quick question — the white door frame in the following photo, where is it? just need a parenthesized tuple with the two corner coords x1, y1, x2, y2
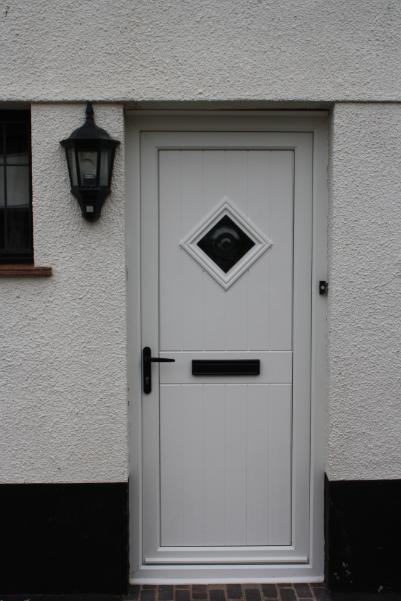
(126, 111, 328, 584)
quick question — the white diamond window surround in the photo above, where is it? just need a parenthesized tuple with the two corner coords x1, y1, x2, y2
(179, 197, 273, 290)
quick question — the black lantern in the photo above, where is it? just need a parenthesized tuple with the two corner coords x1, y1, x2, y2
(60, 102, 120, 221)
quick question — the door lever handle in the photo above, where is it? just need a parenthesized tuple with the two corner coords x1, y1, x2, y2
(143, 346, 175, 394)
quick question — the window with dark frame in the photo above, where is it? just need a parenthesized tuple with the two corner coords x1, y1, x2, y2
(0, 110, 33, 264)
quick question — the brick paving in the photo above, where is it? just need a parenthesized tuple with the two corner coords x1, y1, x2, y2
(125, 583, 331, 601)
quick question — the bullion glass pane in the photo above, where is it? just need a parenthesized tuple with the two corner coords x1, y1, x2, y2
(197, 214, 255, 273)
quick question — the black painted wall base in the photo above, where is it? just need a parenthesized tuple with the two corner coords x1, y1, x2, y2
(325, 475, 401, 593)
(0, 482, 128, 594)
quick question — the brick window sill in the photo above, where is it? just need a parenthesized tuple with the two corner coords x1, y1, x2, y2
(0, 265, 52, 277)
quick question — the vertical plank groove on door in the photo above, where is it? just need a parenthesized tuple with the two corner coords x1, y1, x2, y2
(203, 384, 226, 545)
(267, 152, 272, 354)
(268, 151, 294, 351)
(181, 151, 205, 350)
(223, 151, 249, 350)
(224, 385, 247, 545)
(245, 385, 269, 545)
(159, 151, 182, 351)
(203, 150, 230, 351)
(246, 151, 271, 351)
(267, 385, 292, 545)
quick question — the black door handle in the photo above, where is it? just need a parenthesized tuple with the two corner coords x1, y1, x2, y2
(143, 346, 175, 394)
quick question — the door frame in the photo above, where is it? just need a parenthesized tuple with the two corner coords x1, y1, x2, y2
(126, 111, 328, 584)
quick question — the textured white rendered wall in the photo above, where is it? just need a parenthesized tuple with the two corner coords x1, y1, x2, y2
(0, 104, 128, 482)
(0, 1, 401, 103)
(328, 103, 401, 480)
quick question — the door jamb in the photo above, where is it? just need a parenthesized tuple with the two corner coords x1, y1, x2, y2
(125, 111, 328, 583)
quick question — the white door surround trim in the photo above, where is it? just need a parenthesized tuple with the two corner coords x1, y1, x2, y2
(126, 111, 328, 584)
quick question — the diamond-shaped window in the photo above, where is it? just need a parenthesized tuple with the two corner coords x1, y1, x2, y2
(197, 214, 255, 273)
(180, 197, 272, 290)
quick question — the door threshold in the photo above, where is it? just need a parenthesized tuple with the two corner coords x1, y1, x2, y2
(131, 564, 324, 584)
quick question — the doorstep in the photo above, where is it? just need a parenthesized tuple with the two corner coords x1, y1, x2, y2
(126, 584, 401, 601)
(126, 583, 328, 601)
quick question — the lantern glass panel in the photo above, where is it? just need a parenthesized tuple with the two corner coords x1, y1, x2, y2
(67, 147, 78, 187)
(78, 150, 98, 187)
(100, 148, 111, 187)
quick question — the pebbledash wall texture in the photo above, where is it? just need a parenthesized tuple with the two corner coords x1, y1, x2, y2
(328, 104, 401, 482)
(2, 104, 127, 484)
(0, 0, 400, 102)
(0, 0, 401, 596)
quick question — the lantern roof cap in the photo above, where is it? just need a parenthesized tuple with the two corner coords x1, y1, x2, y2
(61, 102, 120, 146)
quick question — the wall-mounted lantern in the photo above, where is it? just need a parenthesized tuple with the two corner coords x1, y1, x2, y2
(60, 102, 120, 221)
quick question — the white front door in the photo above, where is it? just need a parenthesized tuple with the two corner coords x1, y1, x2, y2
(139, 130, 313, 574)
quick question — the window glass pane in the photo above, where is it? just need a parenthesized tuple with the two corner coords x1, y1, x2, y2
(6, 166, 30, 206)
(7, 207, 30, 250)
(0, 209, 4, 249)
(78, 150, 97, 187)
(100, 149, 110, 186)
(5, 122, 29, 164)
(0, 166, 4, 206)
(0, 113, 32, 262)
(0, 124, 4, 164)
